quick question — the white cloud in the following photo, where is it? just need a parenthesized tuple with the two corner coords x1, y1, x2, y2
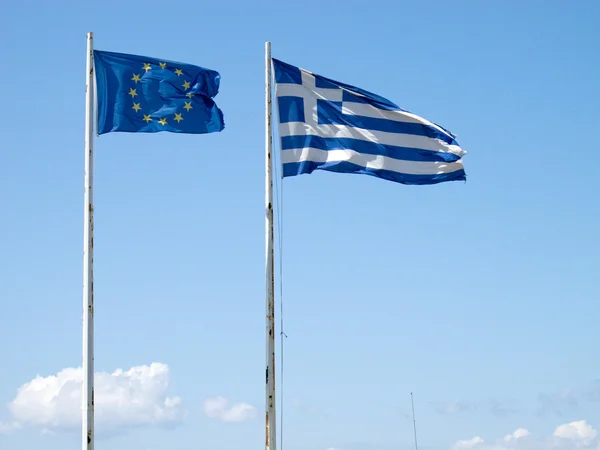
(202, 396, 256, 423)
(452, 436, 484, 449)
(4, 362, 183, 435)
(504, 428, 531, 441)
(451, 421, 599, 450)
(554, 420, 597, 444)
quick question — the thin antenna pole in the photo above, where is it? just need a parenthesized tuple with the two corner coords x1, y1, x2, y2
(82, 31, 95, 450)
(411, 393, 418, 450)
(265, 40, 277, 450)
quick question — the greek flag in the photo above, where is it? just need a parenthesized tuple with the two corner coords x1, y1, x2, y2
(272, 58, 466, 185)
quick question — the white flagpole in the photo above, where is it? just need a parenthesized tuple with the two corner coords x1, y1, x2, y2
(82, 31, 95, 450)
(265, 40, 277, 450)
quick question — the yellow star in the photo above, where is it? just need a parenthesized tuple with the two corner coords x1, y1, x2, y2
(174, 113, 184, 123)
(183, 101, 193, 112)
(128, 88, 137, 98)
(143, 114, 152, 123)
(159, 62, 167, 69)
(174, 68, 183, 76)
(132, 102, 142, 112)
(143, 63, 152, 72)
(159, 118, 167, 126)
(186, 93, 194, 98)
(131, 73, 141, 83)
(182, 80, 191, 90)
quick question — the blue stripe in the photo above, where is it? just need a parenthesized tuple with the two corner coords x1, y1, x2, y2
(283, 161, 466, 186)
(317, 100, 458, 146)
(314, 75, 339, 89)
(340, 89, 405, 112)
(281, 135, 460, 163)
(313, 73, 400, 111)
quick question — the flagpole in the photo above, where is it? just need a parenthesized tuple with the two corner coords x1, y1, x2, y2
(265, 40, 277, 450)
(82, 31, 95, 450)
(411, 393, 419, 450)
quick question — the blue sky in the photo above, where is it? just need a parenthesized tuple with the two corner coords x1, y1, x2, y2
(1, 0, 599, 450)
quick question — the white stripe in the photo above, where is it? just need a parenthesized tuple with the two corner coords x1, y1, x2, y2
(276, 83, 342, 102)
(341, 102, 455, 139)
(342, 102, 423, 123)
(281, 147, 464, 175)
(278, 121, 465, 157)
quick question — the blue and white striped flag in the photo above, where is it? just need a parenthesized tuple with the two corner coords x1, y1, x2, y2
(272, 58, 467, 185)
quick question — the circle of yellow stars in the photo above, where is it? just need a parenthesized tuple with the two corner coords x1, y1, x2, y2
(127, 61, 196, 127)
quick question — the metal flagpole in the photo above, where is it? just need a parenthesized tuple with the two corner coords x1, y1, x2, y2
(265, 40, 277, 450)
(411, 393, 419, 450)
(82, 31, 95, 450)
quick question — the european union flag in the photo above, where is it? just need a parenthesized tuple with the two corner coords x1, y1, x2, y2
(93, 50, 224, 135)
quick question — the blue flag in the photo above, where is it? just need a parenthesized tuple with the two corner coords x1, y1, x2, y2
(94, 50, 224, 135)
(272, 58, 466, 185)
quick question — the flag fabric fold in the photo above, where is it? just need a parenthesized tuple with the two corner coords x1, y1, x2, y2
(94, 50, 224, 135)
(272, 58, 466, 185)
